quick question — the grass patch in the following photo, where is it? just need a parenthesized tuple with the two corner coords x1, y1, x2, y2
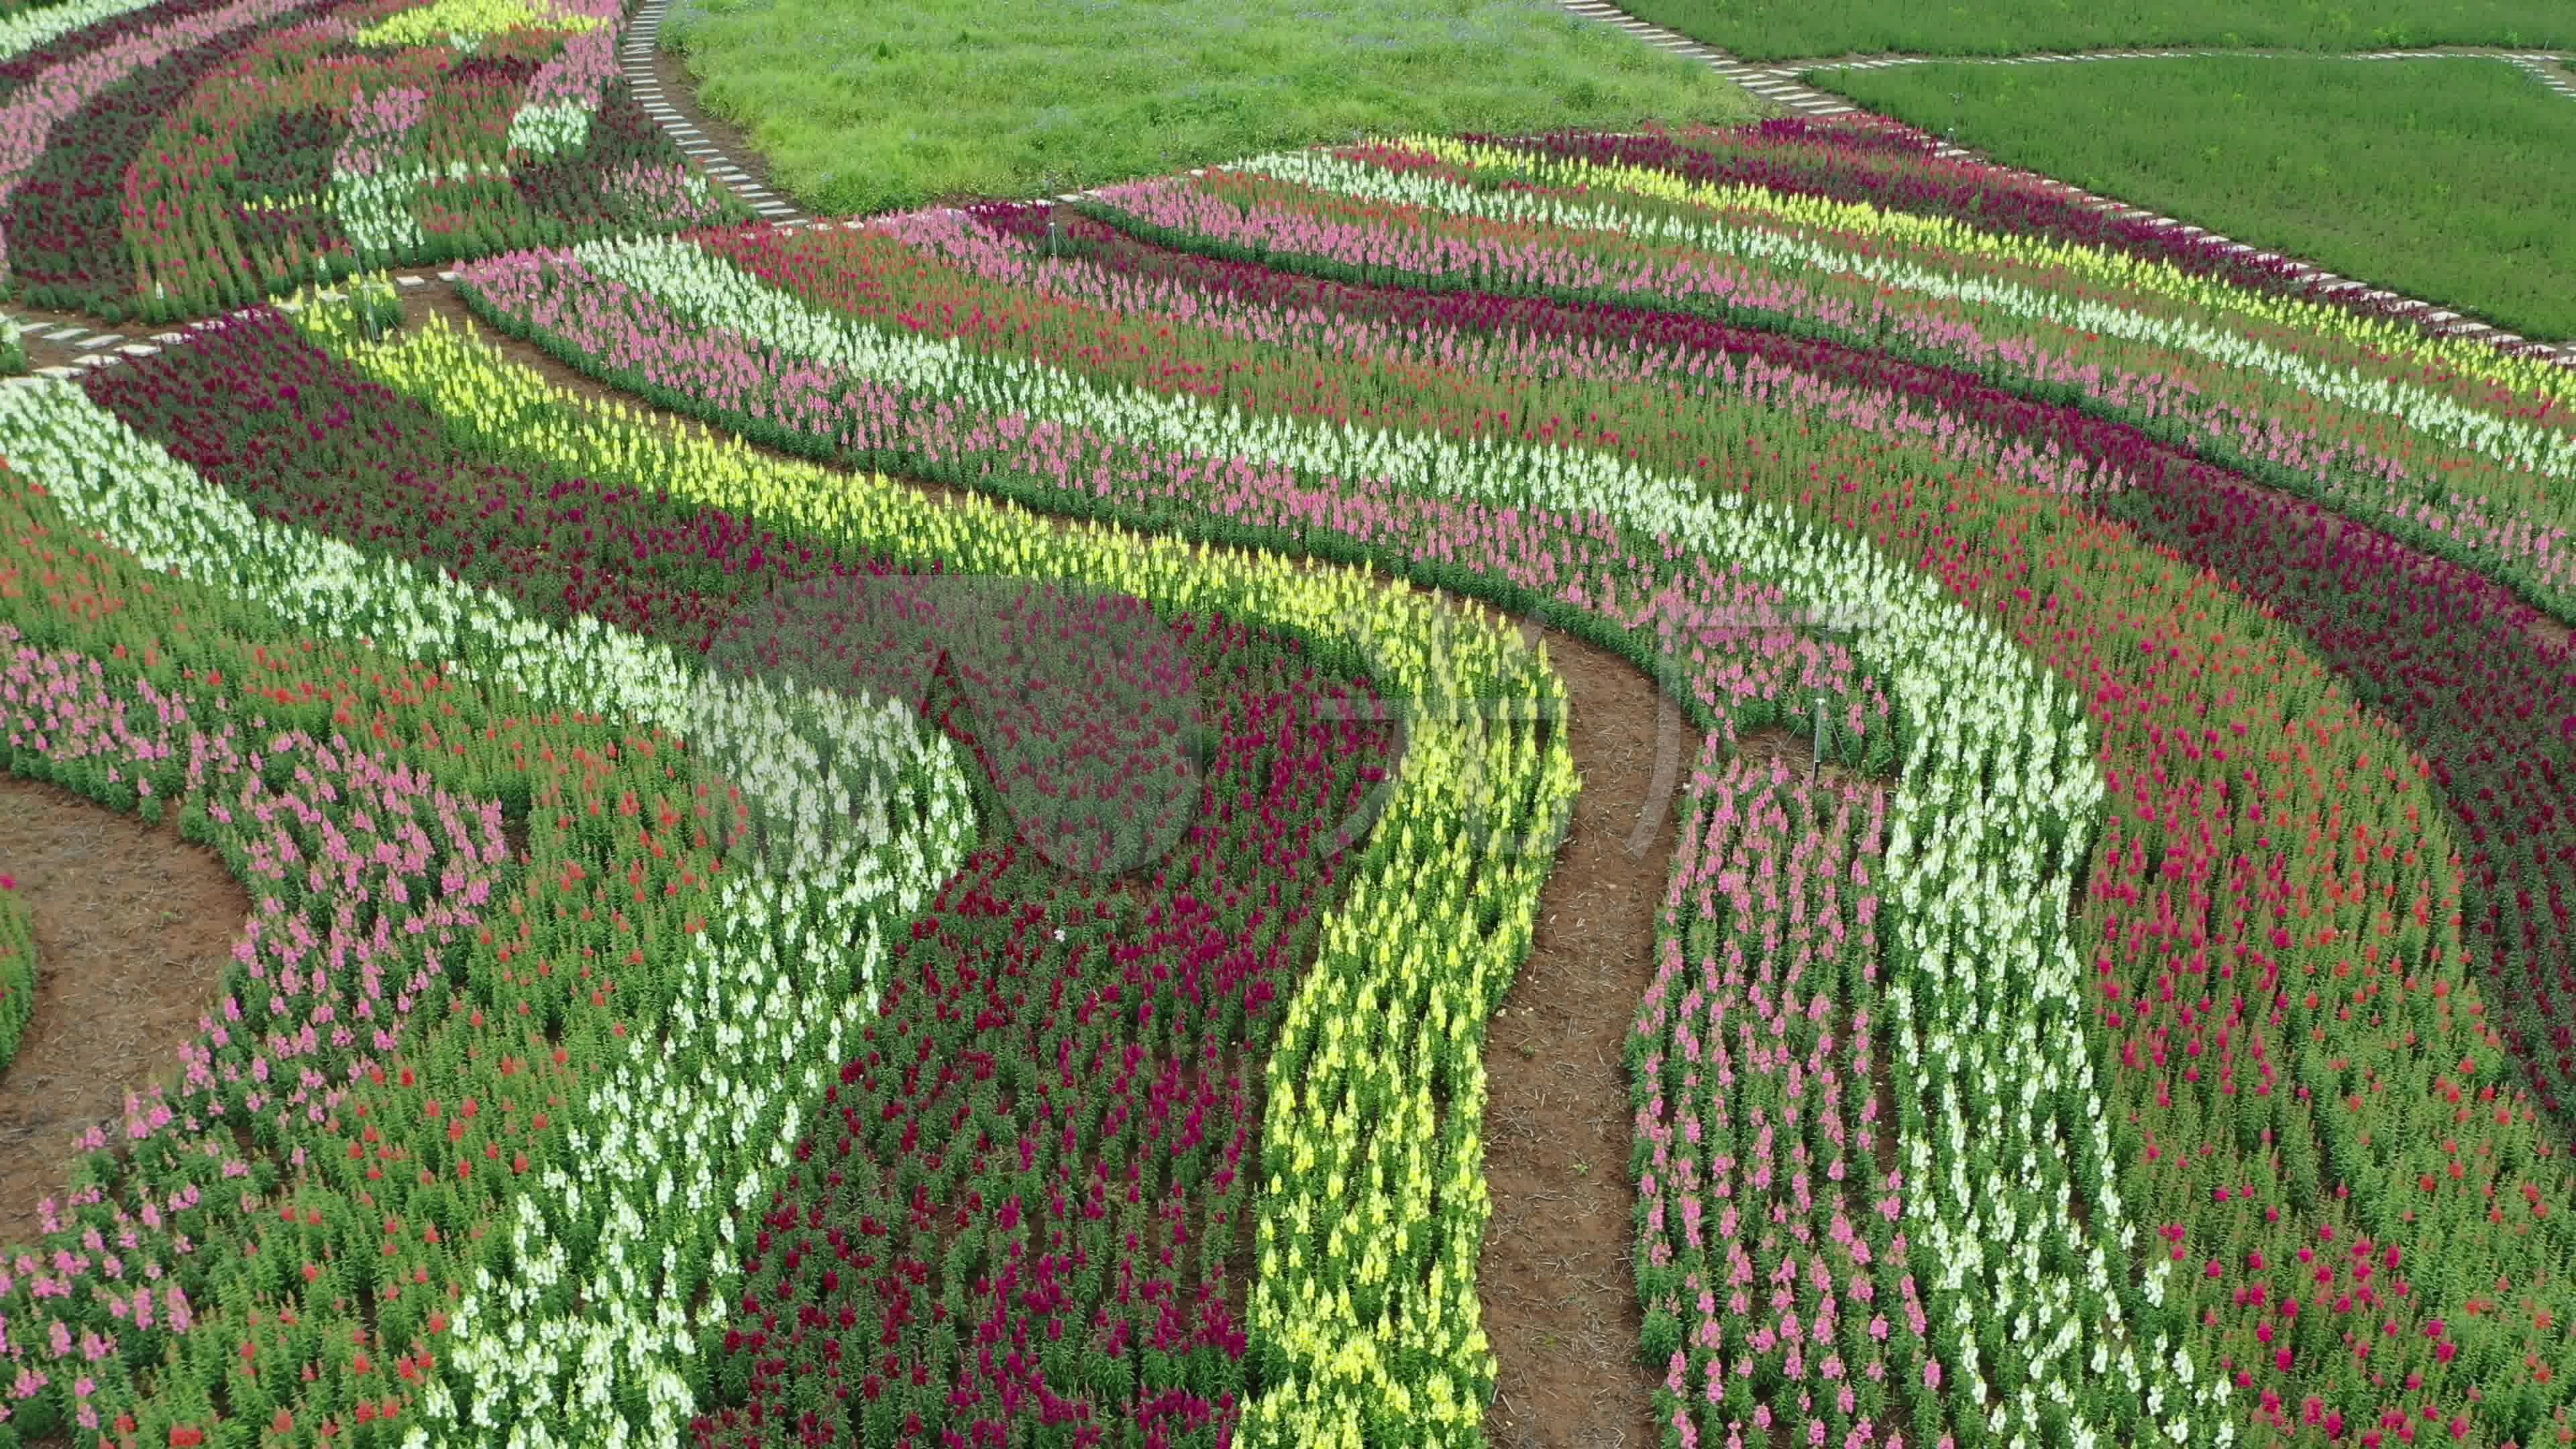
(1616, 0, 2576, 60)
(661, 0, 1756, 217)
(1817, 55, 2576, 340)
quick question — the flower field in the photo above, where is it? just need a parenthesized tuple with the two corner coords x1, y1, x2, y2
(0, 0, 741, 322)
(1, 9, 2575, 1442)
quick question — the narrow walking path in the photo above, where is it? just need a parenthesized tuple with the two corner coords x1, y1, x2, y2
(618, 0, 804, 221)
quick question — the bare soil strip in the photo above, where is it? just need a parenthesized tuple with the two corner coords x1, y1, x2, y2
(0, 777, 250, 1247)
(1480, 634, 1675, 1449)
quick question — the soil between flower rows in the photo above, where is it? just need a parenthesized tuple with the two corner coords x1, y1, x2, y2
(1483, 632, 1672, 1449)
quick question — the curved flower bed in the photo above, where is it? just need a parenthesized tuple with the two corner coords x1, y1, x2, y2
(431, 223, 2215, 1448)
(1111, 139, 2576, 616)
(70, 309, 1409, 1444)
(0, 378, 976, 1441)
(0, 63, 2567, 1448)
(0, 286, 1588, 1445)
(257, 303, 1585, 1447)
(1025, 154, 2576, 1442)
(0, 0, 740, 319)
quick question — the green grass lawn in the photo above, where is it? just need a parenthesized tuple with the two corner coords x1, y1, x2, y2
(661, 0, 1757, 218)
(1815, 55, 2576, 340)
(1616, 0, 2576, 61)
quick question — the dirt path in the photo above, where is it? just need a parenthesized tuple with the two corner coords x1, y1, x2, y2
(0, 777, 250, 1247)
(1479, 635, 1674, 1449)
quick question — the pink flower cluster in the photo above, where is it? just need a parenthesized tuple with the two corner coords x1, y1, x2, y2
(0, 625, 505, 1399)
(1635, 752, 1925, 1449)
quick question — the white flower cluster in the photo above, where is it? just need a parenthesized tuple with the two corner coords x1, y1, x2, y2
(331, 89, 435, 259)
(0, 0, 167, 62)
(503, 99, 591, 160)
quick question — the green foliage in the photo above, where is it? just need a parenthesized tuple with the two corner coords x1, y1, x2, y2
(0, 873, 30, 1075)
(1617, 0, 2576, 61)
(1819, 55, 2576, 341)
(659, 0, 1754, 215)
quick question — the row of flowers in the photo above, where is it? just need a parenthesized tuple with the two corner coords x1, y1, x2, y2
(1091, 136, 2576, 620)
(1630, 754, 1904, 1449)
(1, 0, 739, 321)
(1481, 121, 2576, 385)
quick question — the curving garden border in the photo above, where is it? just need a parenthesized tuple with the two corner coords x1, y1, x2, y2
(1550, 0, 2576, 369)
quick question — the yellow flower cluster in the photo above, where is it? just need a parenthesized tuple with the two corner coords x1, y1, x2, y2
(237, 190, 324, 215)
(299, 301, 1578, 1443)
(352, 0, 602, 48)
(1412, 134, 2573, 406)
